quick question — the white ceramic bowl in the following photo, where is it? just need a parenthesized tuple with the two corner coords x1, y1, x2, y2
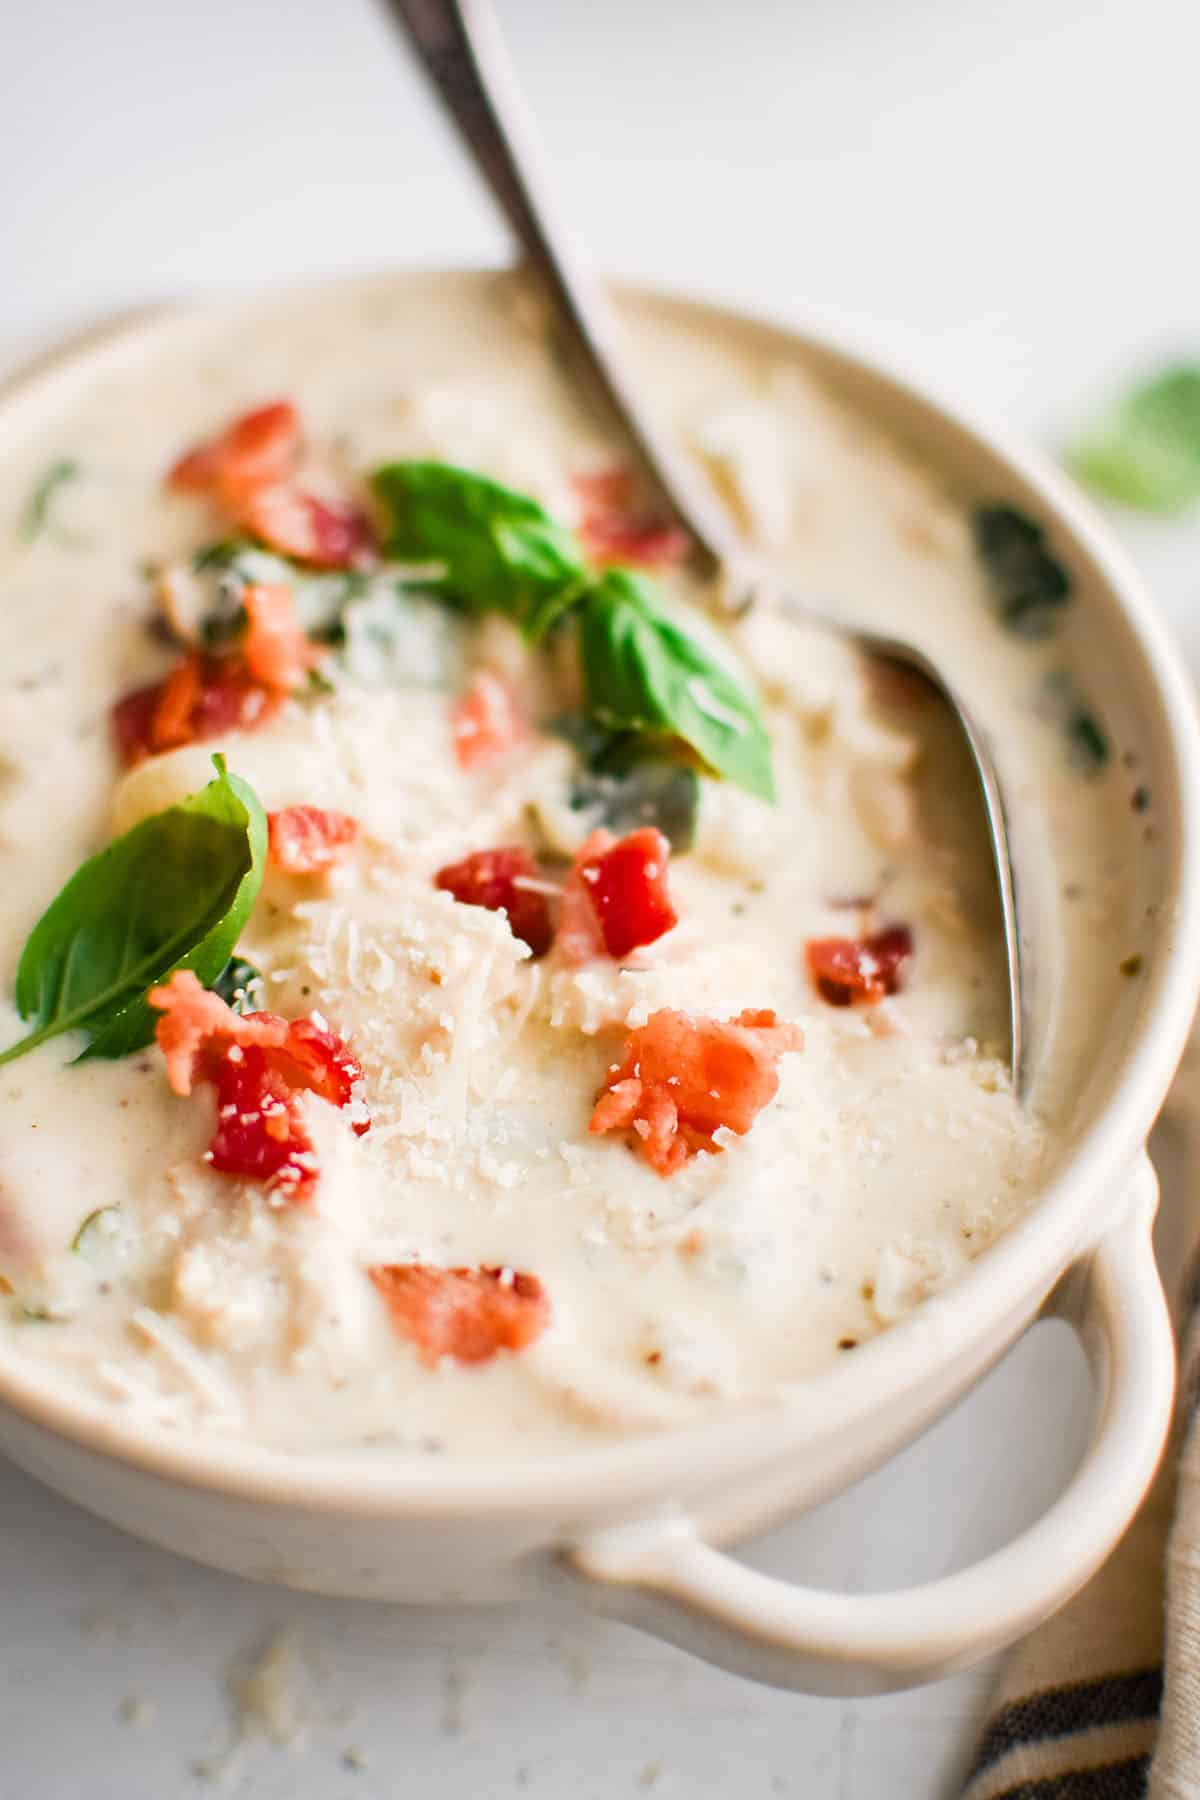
(1, 274, 1198, 1697)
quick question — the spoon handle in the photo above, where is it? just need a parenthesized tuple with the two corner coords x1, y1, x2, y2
(380, 0, 743, 577)
(383, 1, 1024, 1087)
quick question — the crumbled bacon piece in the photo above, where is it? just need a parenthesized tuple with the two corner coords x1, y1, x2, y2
(148, 656, 203, 748)
(113, 574, 318, 771)
(590, 1007, 803, 1176)
(147, 971, 287, 1097)
(805, 925, 914, 1007)
(368, 1264, 550, 1364)
(434, 846, 554, 956)
(149, 970, 369, 1199)
(583, 515, 691, 569)
(167, 439, 224, 497)
(555, 828, 612, 963)
(207, 1046, 318, 1193)
(265, 1016, 369, 1125)
(571, 466, 690, 569)
(450, 669, 526, 770)
(113, 584, 317, 766)
(167, 400, 301, 499)
(557, 828, 678, 963)
(235, 485, 376, 571)
(111, 654, 280, 767)
(268, 805, 359, 875)
(112, 678, 168, 766)
(574, 826, 677, 959)
(242, 582, 320, 692)
(167, 398, 375, 569)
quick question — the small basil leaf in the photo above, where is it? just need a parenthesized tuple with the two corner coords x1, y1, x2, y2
(0, 756, 267, 1067)
(548, 711, 630, 768)
(577, 570, 775, 803)
(1037, 670, 1110, 776)
(20, 459, 82, 545)
(71, 1205, 124, 1266)
(572, 745, 701, 852)
(370, 461, 588, 640)
(191, 537, 256, 575)
(971, 505, 1071, 638)
(212, 956, 265, 1015)
(1068, 365, 1200, 514)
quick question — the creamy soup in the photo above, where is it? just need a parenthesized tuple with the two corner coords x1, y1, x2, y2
(0, 274, 1142, 1454)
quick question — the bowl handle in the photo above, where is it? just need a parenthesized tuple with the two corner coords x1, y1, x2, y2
(569, 1153, 1174, 1694)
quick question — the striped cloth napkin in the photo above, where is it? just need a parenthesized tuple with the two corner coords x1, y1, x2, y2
(960, 1050, 1200, 1800)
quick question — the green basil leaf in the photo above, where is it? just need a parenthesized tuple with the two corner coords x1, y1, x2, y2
(0, 756, 267, 1067)
(971, 505, 1071, 639)
(212, 956, 265, 1016)
(1037, 669, 1110, 776)
(577, 570, 775, 803)
(370, 461, 588, 639)
(369, 462, 775, 802)
(548, 715, 701, 852)
(71, 1205, 124, 1266)
(1068, 365, 1200, 514)
(20, 459, 82, 546)
(571, 745, 701, 852)
(547, 710, 626, 768)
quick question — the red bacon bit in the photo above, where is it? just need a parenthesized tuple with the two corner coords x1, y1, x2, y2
(112, 584, 316, 766)
(235, 485, 376, 571)
(434, 846, 554, 956)
(805, 925, 914, 1007)
(368, 1263, 550, 1365)
(149, 970, 369, 1199)
(147, 971, 287, 1097)
(556, 827, 611, 964)
(167, 439, 224, 496)
(149, 655, 203, 748)
(575, 826, 677, 959)
(168, 400, 301, 499)
(590, 1007, 803, 1176)
(268, 806, 359, 875)
(266, 1016, 370, 1127)
(167, 398, 375, 570)
(450, 669, 526, 771)
(206, 1045, 318, 1193)
(557, 828, 678, 964)
(242, 582, 320, 692)
(111, 681, 165, 767)
(572, 466, 690, 569)
(111, 654, 280, 767)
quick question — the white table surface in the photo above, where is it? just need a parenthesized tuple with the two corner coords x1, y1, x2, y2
(3, 1, 1199, 1793)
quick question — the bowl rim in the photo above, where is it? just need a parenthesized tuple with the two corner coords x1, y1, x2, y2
(1, 264, 1198, 1517)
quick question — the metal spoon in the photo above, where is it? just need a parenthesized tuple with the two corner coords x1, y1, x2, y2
(382, 0, 1025, 1088)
